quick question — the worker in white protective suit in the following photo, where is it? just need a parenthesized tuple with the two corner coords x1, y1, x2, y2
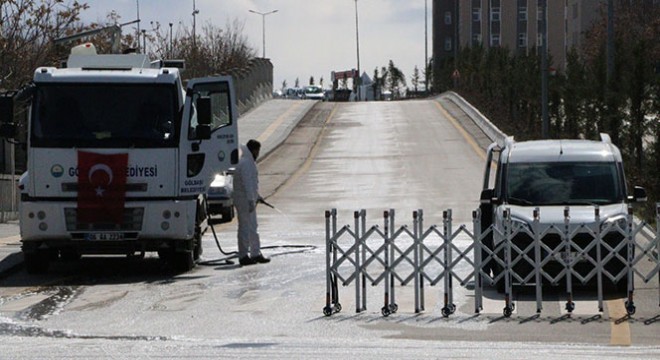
(232, 139, 270, 266)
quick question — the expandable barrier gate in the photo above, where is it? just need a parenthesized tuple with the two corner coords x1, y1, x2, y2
(323, 205, 660, 318)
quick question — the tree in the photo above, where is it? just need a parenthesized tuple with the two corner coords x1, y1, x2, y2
(411, 66, 421, 93)
(387, 60, 406, 98)
(309, 76, 315, 86)
(281, 79, 287, 91)
(295, 77, 300, 88)
(0, 0, 90, 90)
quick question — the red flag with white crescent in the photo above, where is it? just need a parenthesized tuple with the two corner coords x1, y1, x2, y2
(77, 151, 128, 224)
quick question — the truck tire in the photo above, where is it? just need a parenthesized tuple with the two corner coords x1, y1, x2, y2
(172, 250, 194, 273)
(24, 250, 50, 274)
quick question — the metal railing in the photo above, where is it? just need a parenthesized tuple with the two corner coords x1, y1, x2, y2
(323, 205, 660, 318)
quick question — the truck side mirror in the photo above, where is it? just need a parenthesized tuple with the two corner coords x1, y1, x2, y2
(480, 189, 495, 204)
(0, 95, 16, 139)
(194, 96, 212, 140)
(629, 186, 647, 203)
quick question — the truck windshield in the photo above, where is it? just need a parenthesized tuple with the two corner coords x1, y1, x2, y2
(506, 162, 623, 206)
(31, 83, 179, 148)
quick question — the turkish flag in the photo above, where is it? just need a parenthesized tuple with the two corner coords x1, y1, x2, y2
(77, 151, 128, 224)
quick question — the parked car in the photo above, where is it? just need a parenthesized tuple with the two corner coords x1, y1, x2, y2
(302, 85, 325, 101)
(207, 170, 234, 223)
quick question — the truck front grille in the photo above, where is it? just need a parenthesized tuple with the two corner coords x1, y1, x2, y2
(64, 207, 144, 231)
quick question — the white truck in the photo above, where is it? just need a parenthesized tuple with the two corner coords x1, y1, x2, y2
(0, 44, 239, 273)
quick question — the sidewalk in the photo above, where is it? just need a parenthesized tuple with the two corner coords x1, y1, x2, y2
(0, 99, 315, 276)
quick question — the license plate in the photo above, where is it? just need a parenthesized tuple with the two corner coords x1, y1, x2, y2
(84, 232, 124, 241)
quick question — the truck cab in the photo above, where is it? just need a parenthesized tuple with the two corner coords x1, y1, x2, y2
(0, 45, 239, 273)
(479, 134, 646, 289)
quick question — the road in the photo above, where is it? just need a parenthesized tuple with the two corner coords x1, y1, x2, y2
(0, 99, 658, 359)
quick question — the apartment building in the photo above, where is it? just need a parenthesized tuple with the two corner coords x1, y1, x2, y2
(433, 0, 605, 74)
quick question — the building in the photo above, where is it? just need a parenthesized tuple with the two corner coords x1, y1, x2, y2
(433, 0, 606, 80)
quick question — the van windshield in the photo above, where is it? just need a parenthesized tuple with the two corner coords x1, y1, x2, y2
(505, 162, 623, 206)
(31, 83, 179, 148)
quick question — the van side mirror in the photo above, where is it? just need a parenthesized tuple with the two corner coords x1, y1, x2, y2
(480, 189, 495, 204)
(195, 96, 212, 140)
(628, 186, 647, 203)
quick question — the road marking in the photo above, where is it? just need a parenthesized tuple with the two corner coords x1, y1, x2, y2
(433, 101, 486, 161)
(607, 299, 632, 346)
(256, 102, 303, 144)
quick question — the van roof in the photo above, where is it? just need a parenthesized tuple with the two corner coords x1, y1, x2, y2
(505, 139, 622, 163)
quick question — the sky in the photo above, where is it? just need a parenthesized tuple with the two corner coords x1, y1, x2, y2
(77, 0, 431, 90)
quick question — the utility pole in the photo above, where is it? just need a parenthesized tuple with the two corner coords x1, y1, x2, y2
(606, 0, 615, 85)
(425, 0, 428, 93)
(136, 0, 141, 52)
(354, 0, 361, 101)
(541, 0, 549, 139)
(169, 22, 173, 58)
(192, 0, 200, 51)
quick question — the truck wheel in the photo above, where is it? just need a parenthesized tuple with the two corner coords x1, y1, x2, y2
(24, 251, 50, 274)
(172, 250, 194, 273)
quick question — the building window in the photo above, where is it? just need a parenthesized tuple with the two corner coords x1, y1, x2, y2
(445, 11, 452, 25)
(472, 7, 481, 22)
(445, 37, 453, 51)
(537, 1, 546, 23)
(537, 33, 543, 47)
(518, 33, 528, 47)
(572, 3, 578, 19)
(518, 6, 528, 21)
(491, 34, 501, 47)
(472, 33, 482, 45)
(491, 7, 501, 22)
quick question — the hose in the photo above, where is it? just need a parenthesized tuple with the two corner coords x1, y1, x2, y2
(197, 196, 317, 267)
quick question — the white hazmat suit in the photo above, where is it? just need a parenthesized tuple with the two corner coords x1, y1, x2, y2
(232, 144, 263, 260)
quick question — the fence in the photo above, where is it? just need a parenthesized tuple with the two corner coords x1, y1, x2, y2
(323, 206, 660, 318)
(0, 174, 19, 222)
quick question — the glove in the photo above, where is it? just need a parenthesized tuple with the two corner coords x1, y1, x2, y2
(248, 200, 255, 213)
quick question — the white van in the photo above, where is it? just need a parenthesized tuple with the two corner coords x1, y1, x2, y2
(479, 134, 647, 290)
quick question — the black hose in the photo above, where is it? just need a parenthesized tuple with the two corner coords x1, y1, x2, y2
(198, 197, 316, 267)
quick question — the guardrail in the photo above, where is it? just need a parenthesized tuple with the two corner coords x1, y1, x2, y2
(440, 91, 508, 147)
(323, 206, 660, 318)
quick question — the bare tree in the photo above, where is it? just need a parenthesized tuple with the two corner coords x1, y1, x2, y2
(0, 0, 89, 89)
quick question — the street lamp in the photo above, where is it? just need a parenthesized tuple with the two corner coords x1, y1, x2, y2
(249, 9, 278, 58)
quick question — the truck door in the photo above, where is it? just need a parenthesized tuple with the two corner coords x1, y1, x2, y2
(179, 77, 239, 197)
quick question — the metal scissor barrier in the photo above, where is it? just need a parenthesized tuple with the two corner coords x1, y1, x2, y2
(323, 205, 660, 318)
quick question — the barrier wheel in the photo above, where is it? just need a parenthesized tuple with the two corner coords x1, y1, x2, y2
(381, 306, 391, 317)
(450, 304, 457, 314)
(389, 303, 398, 313)
(323, 306, 333, 317)
(565, 302, 575, 313)
(441, 307, 451, 318)
(503, 306, 513, 318)
(334, 303, 342, 313)
(625, 301, 636, 316)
